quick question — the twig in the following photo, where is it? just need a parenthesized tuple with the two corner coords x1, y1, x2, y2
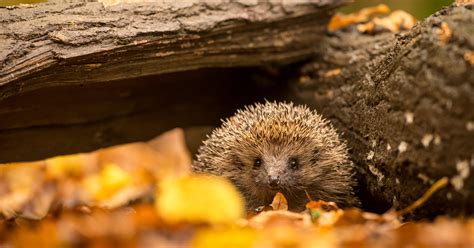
(396, 177, 449, 216)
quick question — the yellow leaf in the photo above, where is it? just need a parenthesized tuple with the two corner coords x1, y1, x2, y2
(155, 175, 244, 224)
(100, 163, 131, 192)
(46, 154, 88, 178)
(82, 163, 131, 201)
(193, 227, 256, 248)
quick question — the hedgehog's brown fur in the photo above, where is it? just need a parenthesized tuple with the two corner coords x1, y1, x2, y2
(193, 102, 359, 211)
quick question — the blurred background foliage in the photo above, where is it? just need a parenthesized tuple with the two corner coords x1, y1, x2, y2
(341, 0, 452, 19)
(1, 0, 453, 20)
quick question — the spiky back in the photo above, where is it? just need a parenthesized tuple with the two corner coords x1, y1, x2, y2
(194, 102, 345, 172)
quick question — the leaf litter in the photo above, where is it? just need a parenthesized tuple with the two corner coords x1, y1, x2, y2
(0, 128, 473, 247)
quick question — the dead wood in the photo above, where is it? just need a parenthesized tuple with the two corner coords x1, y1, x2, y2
(0, 0, 345, 162)
(290, 4, 474, 218)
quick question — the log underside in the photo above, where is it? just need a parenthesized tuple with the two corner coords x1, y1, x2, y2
(0, 1, 473, 218)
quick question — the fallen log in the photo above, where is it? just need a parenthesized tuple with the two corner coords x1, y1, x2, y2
(291, 3, 474, 218)
(0, 0, 345, 162)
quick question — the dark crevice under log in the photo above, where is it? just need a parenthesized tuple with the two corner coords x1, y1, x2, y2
(290, 4, 474, 218)
(0, 67, 293, 162)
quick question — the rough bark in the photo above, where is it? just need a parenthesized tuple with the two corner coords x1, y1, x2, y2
(0, 0, 345, 162)
(0, 0, 345, 98)
(291, 4, 474, 218)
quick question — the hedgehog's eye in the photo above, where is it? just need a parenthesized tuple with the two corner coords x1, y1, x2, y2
(253, 158, 262, 169)
(289, 157, 299, 170)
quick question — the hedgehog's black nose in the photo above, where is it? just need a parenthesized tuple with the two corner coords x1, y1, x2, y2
(268, 176, 280, 189)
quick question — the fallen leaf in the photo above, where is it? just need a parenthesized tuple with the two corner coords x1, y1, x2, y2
(248, 210, 312, 229)
(323, 68, 342, 77)
(464, 51, 474, 65)
(46, 154, 94, 178)
(82, 163, 132, 202)
(0, 128, 192, 218)
(328, 4, 390, 32)
(271, 192, 288, 211)
(193, 227, 257, 248)
(435, 22, 452, 44)
(306, 200, 343, 226)
(147, 128, 192, 180)
(155, 175, 244, 224)
(357, 10, 416, 33)
(8, 219, 61, 247)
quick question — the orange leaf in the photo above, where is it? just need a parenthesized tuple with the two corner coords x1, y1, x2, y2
(328, 4, 390, 32)
(271, 192, 288, 211)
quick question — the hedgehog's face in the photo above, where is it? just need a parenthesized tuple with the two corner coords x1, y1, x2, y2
(249, 141, 320, 189)
(251, 152, 302, 191)
(232, 136, 326, 207)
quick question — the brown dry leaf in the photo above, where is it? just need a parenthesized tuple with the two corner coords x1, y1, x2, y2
(256, 225, 336, 248)
(357, 10, 416, 33)
(323, 68, 342, 78)
(20, 183, 56, 220)
(8, 219, 61, 247)
(328, 4, 390, 32)
(155, 175, 244, 225)
(395, 217, 474, 247)
(435, 22, 452, 44)
(270, 192, 288, 211)
(147, 128, 192, 180)
(132, 203, 161, 228)
(59, 207, 138, 241)
(0, 162, 48, 219)
(248, 210, 312, 229)
(298, 75, 311, 85)
(464, 51, 474, 65)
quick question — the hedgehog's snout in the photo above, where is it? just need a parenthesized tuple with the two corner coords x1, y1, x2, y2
(265, 156, 285, 190)
(267, 175, 280, 189)
(266, 161, 284, 189)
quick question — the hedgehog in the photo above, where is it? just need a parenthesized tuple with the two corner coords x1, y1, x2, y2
(193, 102, 359, 211)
